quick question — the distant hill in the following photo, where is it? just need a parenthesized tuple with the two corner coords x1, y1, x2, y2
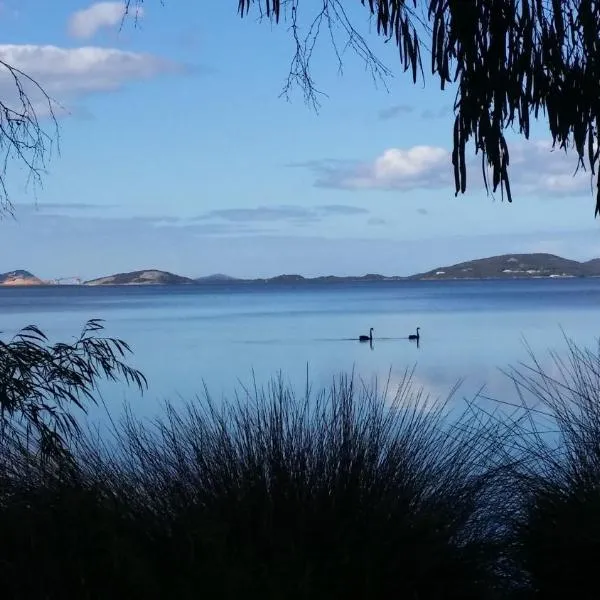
(582, 258, 600, 274)
(84, 270, 194, 286)
(265, 274, 307, 283)
(195, 274, 239, 283)
(0, 270, 44, 286)
(410, 253, 598, 280)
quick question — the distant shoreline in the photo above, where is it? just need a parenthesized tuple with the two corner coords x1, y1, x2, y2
(3, 253, 600, 287)
(0, 275, 595, 289)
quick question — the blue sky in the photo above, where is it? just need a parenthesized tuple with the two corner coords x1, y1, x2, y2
(1, 0, 599, 279)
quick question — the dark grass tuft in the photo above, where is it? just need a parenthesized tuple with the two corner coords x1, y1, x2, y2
(0, 370, 514, 599)
(500, 336, 600, 598)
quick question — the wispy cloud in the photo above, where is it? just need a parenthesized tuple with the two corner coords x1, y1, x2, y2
(13, 203, 370, 239)
(195, 204, 369, 224)
(12, 210, 177, 229)
(318, 204, 369, 216)
(421, 105, 452, 119)
(196, 206, 314, 223)
(377, 104, 414, 120)
(299, 140, 596, 197)
(68, 2, 142, 40)
(0, 44, 181, 119)
(184, 223, 270, 236)
(15, 202, 117, 212)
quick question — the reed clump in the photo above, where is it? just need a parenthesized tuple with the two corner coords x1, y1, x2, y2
(500, 338, 600, 598)
(0, 370, 515, 599)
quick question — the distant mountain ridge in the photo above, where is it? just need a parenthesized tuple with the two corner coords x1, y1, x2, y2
(82, 272, 403, 285)
(5, 253, 600, 286)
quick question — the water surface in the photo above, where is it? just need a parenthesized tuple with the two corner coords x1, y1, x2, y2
(1, 279, 597, 421)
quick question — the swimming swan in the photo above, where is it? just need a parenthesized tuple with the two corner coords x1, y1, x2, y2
(359, 328, 374, 342)
(408, 327, 420, 341)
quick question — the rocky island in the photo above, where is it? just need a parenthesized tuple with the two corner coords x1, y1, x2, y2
(0, 270, 44, 286)
(84, 270, 194, 286)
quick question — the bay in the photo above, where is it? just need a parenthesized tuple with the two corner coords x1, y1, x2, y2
(1, 279, 598, 422)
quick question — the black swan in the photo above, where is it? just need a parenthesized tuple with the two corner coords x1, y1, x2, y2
(408, 327, 420, 341)
(359, 328, 373, 342)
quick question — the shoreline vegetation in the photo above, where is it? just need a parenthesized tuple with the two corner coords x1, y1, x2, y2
(1, 319, 599, 597)
(4, 252, 600, 287)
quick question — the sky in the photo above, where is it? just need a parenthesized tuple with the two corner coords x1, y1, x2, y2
(1, 0, 599, 279)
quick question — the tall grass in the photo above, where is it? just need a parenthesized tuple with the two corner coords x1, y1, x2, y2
(500, 337, 600, 598)
(0, 370, 515, 599)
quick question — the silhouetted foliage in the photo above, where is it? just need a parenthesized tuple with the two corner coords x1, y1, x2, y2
(496, 336, 600, 597)
(0, 373, 516, 599)
(231, 1, 600, 214)
(0, 319, 146, 459)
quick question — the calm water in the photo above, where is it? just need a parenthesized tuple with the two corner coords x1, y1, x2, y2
(1, 279, 599, 421)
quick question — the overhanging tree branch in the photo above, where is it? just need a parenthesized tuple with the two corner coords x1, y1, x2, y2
(0, 60, 58, 216)
(233, 1, 600, 215)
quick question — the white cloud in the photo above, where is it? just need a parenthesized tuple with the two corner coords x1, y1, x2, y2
(303, 139, 596, 198)
(68, 2, 141, 40)
(305, 145, 451, 191)
(372, 146, 449, 185)
(0, 44, 177, 111)
(504, 140, 594, 196)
